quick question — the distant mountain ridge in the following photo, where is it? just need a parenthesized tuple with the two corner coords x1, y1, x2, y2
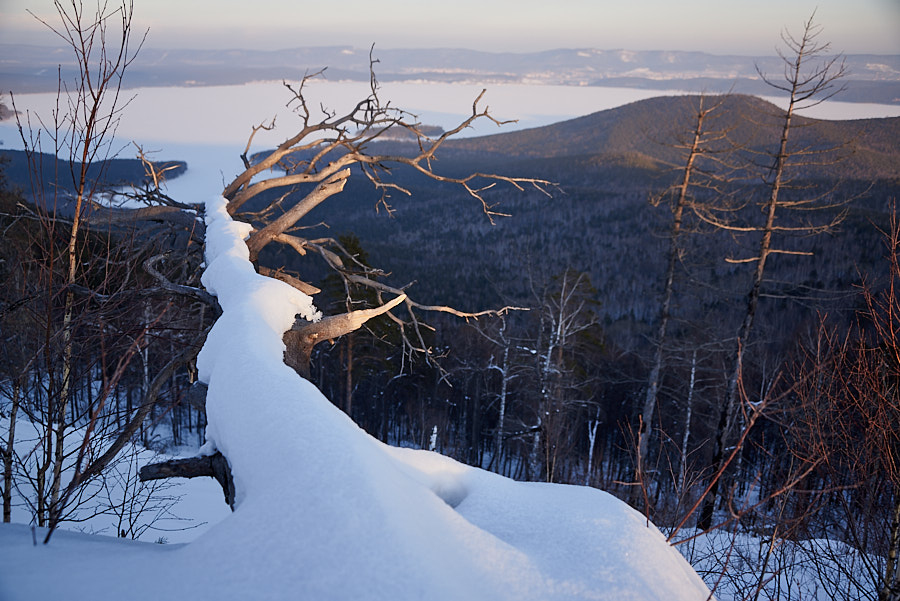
(3, 44, 898, 104)
(442, 94, 900, 181)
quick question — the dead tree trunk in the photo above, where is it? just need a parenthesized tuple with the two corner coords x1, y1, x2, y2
(637, 94, 730, 495)
(698, 15, 847, 530)
(140, 452, 235, 508)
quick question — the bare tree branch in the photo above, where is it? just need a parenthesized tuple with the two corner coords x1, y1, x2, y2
(284, 294, 407, 378)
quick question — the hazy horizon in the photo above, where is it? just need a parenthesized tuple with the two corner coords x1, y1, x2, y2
(3, 0, 898, 56)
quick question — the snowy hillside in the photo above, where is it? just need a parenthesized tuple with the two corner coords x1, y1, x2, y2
(0, 195, 710, 600)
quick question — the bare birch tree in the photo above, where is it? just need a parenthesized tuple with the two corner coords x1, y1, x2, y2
(8, 0, 158, 537)
(526, 269, 600, 482)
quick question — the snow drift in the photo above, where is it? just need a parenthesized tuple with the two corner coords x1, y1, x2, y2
(0, 196, 710, 600)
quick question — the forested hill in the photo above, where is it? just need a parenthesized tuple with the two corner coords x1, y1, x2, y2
(444, 94, 900, 181)
(273, 93, 900, 349)
(0, 149, 186, 202)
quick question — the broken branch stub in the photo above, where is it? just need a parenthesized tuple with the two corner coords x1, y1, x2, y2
(284, 294, 407, 378)
(140, 452, 235, 509)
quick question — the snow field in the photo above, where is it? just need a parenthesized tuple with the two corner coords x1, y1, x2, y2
(0, 196, 712, 600)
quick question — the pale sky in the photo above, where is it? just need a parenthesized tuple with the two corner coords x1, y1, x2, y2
(1, 0, 898, 55)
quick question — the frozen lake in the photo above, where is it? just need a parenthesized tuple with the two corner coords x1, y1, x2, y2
(2, 80, 899, 203)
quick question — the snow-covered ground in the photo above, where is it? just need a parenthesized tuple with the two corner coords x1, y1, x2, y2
(0, 194, 712, 600)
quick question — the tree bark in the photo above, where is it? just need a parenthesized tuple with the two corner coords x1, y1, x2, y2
(284, 294, 406, 379)
(140, 452, 235, 508)
(2, 381, 19, 522)
(245, 169, 351, 261)
(638, 97, 714, 493)
(258, 267, 321, 296)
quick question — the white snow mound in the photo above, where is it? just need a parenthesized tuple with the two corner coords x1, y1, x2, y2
(0, 196, 711, 601)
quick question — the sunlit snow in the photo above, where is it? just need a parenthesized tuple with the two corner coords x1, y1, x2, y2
(0, 194, 711, 600)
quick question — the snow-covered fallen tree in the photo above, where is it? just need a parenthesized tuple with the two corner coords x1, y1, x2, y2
(1, 196, 710, 600)
(193, 195, 712, 599)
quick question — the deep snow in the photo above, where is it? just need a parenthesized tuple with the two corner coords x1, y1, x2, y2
(0, 195, 711, 600)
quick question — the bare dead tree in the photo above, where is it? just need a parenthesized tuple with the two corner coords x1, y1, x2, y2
(697, 14, 850, 530)
(635, 94, 737, 496)
(210, 56, 552, 379)
(133, 55, 553, 495)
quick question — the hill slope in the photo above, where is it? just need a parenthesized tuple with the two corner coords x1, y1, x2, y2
(269, 94, 898, 347)
(444, 94, 900, 180)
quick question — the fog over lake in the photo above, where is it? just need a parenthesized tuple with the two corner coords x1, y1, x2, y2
(3, 80, 899, 203)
